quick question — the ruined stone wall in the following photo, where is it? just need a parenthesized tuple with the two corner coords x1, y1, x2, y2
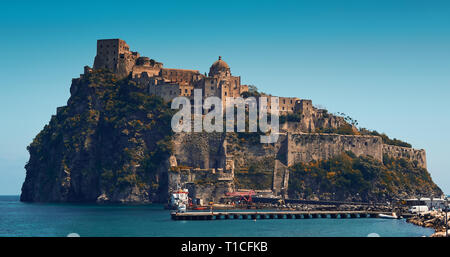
(149, 83, 180, 102)
(279, 100, 350, 133)
(287, 133, 383, 166)
(132, 65, 161, 78)
(279, 97, 300, 114)
(116, 52, 139, 78)
(257, 95, 300, 115)
(160, 68, 201, 87)
(382, 144, 427, 169)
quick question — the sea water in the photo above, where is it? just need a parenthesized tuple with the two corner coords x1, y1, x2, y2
(0, 196, 434, 237)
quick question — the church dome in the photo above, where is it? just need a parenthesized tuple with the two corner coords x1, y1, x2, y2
(211, 56, 229, 69)
(209, 56, 230, 76)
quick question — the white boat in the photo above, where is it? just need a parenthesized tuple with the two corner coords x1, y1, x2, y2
(378, 213, 400, 219)
(168, 188, 189, 211)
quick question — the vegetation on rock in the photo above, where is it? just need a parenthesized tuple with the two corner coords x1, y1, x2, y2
(21, 70, 174, 202)
(234, 157, 274, 190)
(288, 151, 441, 202)
(359, 128, 412, 148)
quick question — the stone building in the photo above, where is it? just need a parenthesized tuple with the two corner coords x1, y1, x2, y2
(92, 39, 304, 113)
(89, 39, 432, 202)
(93, 39, 141, 78)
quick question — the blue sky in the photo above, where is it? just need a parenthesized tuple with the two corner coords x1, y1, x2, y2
(0, 0, 449, 195)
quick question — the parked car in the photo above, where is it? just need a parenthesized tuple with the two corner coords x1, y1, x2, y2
(409, 205, 429, 214)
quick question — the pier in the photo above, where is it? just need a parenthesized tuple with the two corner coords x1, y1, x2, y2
(171, 210, 394, 220)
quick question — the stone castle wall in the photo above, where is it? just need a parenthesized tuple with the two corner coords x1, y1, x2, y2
(172, 132, 227, 170)
(169, 132, 234, 203)
(167, 168, 234, 203)
(382, 144, 427, 169)
(286, 133, 427, 168)
(168, 131, 427, 201)
(286, 133, 384, 165)
(273, 160, 289, 197)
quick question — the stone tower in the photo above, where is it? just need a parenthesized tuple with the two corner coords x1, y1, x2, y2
(93, 39, 139, 78)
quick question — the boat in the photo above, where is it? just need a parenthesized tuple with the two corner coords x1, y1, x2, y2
(168, 188, 189, 211)
(378, 213, 400, 219)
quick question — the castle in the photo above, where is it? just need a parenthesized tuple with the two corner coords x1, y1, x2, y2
(92, 38, 304, 115)
(19, 39, 439, 204)
(89, 39, 428, 202)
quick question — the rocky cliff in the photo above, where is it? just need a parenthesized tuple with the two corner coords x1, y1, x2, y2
(21, 70, 174, 202)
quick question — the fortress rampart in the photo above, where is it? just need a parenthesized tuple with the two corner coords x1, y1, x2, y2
(286, 133, 384, 165)
(286, 133, 426, 169)
(382, 144, 427, 169)
(170, 132, 427, 177)
(168, 131, 427, 201)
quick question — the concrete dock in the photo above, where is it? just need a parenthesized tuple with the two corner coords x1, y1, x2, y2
(171, 210, 394, 220)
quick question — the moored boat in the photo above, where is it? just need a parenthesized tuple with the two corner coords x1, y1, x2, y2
(378, 213, 401, 219)
(168, 188, 189, 211)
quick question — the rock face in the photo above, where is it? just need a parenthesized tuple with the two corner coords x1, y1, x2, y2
(21, 70, 174, 203)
